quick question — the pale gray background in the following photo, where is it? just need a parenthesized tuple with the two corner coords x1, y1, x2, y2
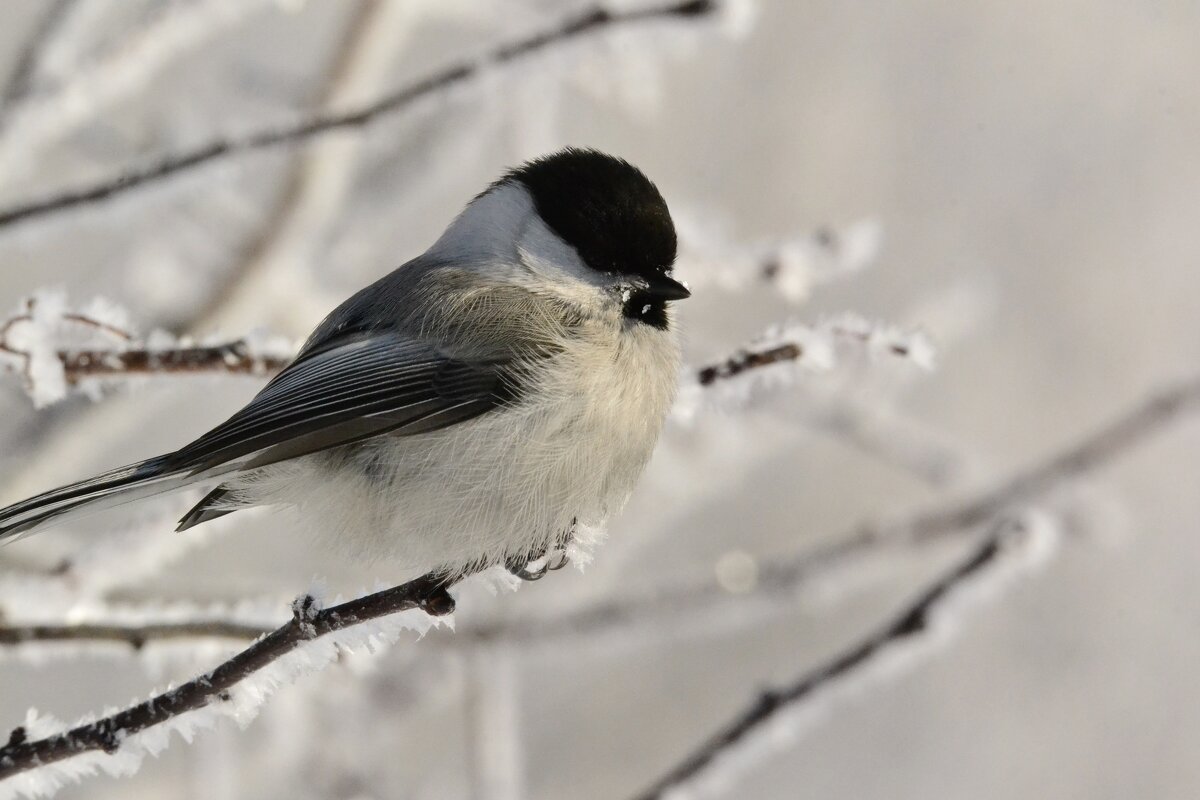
(0, 1, 1198, 798)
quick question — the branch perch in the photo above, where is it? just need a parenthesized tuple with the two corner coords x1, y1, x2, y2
(0, 571, 457, 781)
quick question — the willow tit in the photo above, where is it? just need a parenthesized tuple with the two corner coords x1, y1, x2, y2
(0, 148, 688, 579)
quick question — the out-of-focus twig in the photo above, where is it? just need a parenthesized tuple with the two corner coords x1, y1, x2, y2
(187, 0, 407, 334)
(0, 0, 718, 232)
(0, 0, 80, 113)
(0, 619, 272, 648)
(803, 374, 1200, 566)
(0, 0, 276, 184)
(630, 520, 1048, 800)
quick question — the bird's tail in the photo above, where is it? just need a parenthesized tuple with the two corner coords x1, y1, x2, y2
(0, 456, 206, 543)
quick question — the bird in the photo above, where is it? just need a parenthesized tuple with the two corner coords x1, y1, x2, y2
(0, 147, 690, 582)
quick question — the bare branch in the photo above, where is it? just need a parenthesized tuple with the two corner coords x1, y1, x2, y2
(0, 0, 718, 232)
(631, 518, 1052, 800)
(799, 374, 1200, 570)
(0, 571, 458, 781)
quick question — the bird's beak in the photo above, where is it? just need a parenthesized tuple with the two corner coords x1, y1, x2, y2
(644, 274, 692, 301)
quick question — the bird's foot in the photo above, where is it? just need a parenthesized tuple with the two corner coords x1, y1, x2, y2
(506, 551, 570, 582)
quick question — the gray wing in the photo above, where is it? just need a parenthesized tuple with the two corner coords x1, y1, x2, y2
(164, 331, 524, 477)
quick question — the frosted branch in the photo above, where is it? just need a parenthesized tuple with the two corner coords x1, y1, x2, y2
(0, 572, 458, 787)
(54, 342, 290, 382)
(674, 314, 935, 422)
(0, 0, 720, 232)
(631, 516, 1056, 800)
(0, 292, 293, 407)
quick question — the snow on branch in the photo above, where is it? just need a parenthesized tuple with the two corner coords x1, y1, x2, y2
(674, 313, 935, 422)
(0, 572, 459, 795)
(0, 291, 292, 407)
(0, 0, 725, 232)
(631, 514, 1058, 800)
(0, 292, 929, 418)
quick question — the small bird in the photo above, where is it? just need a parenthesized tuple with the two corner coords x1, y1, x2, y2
(0, 148, 689, 580)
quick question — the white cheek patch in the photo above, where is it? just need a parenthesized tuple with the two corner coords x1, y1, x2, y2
(427, 180, 616, 309)
(516, 212, 598, 285)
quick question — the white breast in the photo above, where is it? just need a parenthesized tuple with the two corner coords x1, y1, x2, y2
(231, 319, 680, 576)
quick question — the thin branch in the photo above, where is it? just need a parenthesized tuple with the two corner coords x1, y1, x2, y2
(696, 343, 801, 386)
(0, 0, 80, 112)
(54, 341, 290, 384)
(631, 520, 1049, 800)
(0, 0, 717, 232)
(0, 571, 457, 780)
(800, 374, 1200, 568)
(695, 316, 932, 387)
(0, 620, 271, 649)
(184, 0, 404, 333)
(0, 0, 275, 183)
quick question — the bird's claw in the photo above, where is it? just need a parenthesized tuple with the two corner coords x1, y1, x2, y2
(507, 552, 569, 582)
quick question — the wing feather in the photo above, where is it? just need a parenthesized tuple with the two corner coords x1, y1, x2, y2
(164, 332, 524, 475)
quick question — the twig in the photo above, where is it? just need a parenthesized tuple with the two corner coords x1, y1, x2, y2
(696, 343, 801, 386)
(0, 571, 457, 780)
(631, 520, 1049, 800)
(0, 0, 80, 112)
(0, 620, 272, 649)
(695, 316, 931, 387)
(54, 341, 290, 384)
(0, 0, 275, 183)
(185, 0, 404, 333)
(800, 374, 1200, 568)
(0, 0, 717, 232)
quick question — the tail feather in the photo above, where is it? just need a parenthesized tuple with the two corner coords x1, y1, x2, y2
(0, 456, 208, 543)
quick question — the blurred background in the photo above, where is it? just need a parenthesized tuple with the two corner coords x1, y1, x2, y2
(1, 1, 1199, 798)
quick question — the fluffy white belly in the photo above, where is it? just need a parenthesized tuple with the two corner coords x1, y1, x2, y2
(225, 331, 678, 574)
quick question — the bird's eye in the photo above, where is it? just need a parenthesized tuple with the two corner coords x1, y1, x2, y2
(621, 288, 669, 330)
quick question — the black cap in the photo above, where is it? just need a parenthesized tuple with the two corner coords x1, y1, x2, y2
(504, 148, 678, 284)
